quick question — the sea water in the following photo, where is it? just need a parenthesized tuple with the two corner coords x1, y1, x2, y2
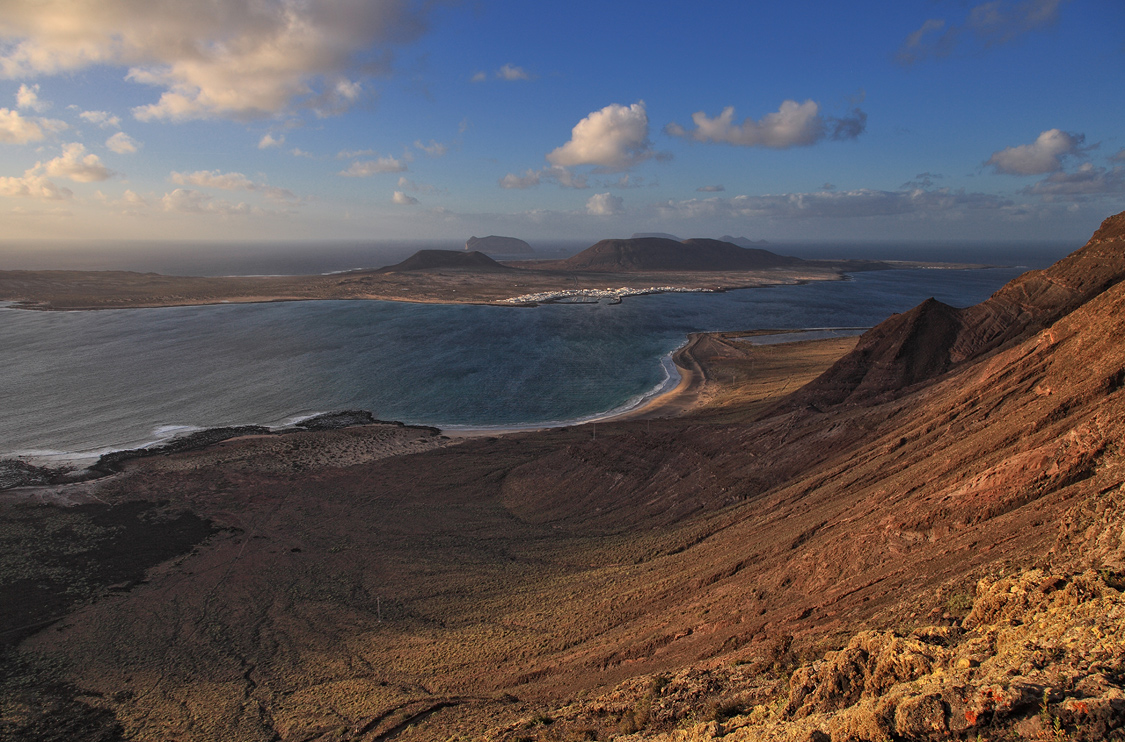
(0, 267, 1027, 464)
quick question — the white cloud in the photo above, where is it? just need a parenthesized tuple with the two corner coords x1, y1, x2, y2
(79, 110, 120, 128)
(162, 188, 251, 215)
(500, 169, 541, 189)
(43, 142, 114, 182)
(986, 129, 1083, 175)
(897, 0, 1069, 64)
(414, 139, 447, 156)
(0, 107, 45, 143)
(339, 157, 407, 176)
(258, 133, 284, 149)
(290, 148, 314, 158)
(106, 131, 140, 153)
(697, 184, 725, 192)
(547, 102, 657, 172)
(499, 166, 588, 190)
(470, 71, 487, 83)
(170, 169, 295, 200)
(497, 64, 530, 81)
(392, 190, 418, 205)
(16, 83, 47, 111)
(0, 0, 433, 121)
(0, 170, 71, 199)
(586, 192, 624, 216)
(665, 100, 866, 148)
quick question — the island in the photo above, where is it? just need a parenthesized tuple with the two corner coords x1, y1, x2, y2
(0, 237, 952, 311)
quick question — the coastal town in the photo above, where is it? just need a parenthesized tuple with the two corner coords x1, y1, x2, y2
(505, 285, 719, 304)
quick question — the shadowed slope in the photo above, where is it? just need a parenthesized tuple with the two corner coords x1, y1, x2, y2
(374, 249, 514, 273)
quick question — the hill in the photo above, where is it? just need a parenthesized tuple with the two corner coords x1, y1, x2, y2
(464, 235, 534, 255)
(555, 237, 801, 272)
(374, 249, 513, 272)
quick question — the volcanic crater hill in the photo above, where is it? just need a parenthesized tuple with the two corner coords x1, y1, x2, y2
(5, 214, 1125, 741)
(783, 210, 1125, 409)
(464, 235, 534, 255)
(543, 237, 805, 272)
(371, 248, 514, 273)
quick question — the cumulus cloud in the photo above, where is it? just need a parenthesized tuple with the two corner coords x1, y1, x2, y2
(470, 71, 487, 83)
(170, 169, 295, 200)
(1022, 162, 1125, 200)
(392, 190, 418, 205)
(0, 107, 46, 143)
(897, 0, 1069, 65)
(497, 64, 530, 81)
(586, 192, 624, 216)
(0, 0, 434, 121)
(258, 133, 284, 149)
(106, 131, 140, 153)
(43, 142, 114, 182)
(665, 100, 866, 148)
(499, 166, 588, 190)
(658, 186, 1011, 221)
(16, 83, 47, 111)
(339, 156, 408, 176)
(985, 129, 1083, 175)
(0, 170, 71, 199)
(547, 102, 658, 172)
(80, 110, 120, 128)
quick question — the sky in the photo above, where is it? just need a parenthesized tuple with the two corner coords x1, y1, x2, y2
(0, 0, 1122, 247)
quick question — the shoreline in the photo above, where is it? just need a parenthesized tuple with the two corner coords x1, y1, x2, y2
(0, 329, 862, 489)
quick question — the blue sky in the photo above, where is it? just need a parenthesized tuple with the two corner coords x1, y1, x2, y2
(0, 0, 1122, 246)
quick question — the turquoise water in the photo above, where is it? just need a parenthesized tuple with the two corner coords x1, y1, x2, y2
(0, 268, 1026, 463)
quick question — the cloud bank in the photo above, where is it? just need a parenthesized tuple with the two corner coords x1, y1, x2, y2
(665, 100, 866, 148)
(658, 186, 1011, 221)
(0, 0, 434, 121)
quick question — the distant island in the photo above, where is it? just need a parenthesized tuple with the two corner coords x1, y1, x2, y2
(0, 236, 963, 310)
(464, 235, 534, 255)
(721, 234, 770, 248)
(537, 237, 800, 272)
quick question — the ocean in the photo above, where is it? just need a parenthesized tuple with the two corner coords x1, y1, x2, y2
(1, 265, 1032, 465)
